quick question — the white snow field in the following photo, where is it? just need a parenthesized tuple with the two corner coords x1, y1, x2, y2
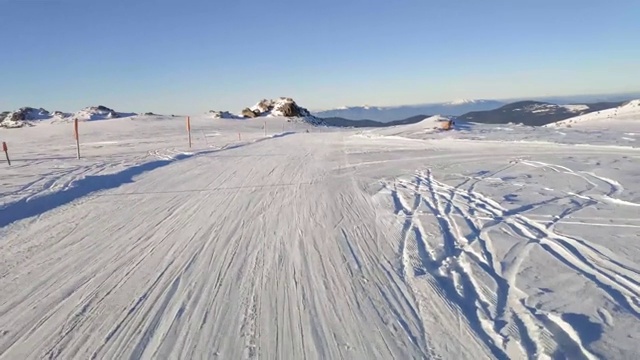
(0, 109, 639, 360)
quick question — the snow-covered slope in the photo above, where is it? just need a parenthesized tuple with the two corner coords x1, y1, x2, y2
(548, 99, 640, 130)
(0, 114, 639, 359)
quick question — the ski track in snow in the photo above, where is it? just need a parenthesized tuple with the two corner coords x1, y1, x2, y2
(384, 160, 640, 359)
(0, 133, 435, 360)
(1, 115, 640, 359)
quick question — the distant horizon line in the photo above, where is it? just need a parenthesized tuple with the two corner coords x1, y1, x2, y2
(310, 90, 640, 112)
(4, 90, 640, 115)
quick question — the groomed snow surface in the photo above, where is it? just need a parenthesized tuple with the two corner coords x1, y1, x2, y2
(1, 108, 639, 359)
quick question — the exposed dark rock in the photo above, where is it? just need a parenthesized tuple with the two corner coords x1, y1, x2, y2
(210, 110, 237, 119)
(242, 108, 259, 118)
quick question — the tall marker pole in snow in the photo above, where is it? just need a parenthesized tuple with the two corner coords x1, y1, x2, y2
(264, 121, 267, 137)
(74, 118, 80, 159)
(187, 116, 192, 148)
(2, 142, 10, 166)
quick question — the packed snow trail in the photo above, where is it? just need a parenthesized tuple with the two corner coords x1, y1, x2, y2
(2, 126, 640, 359)
(0, 133, 456, 359)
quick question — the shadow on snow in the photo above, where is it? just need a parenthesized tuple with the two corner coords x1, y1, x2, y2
(0, 131, 300, 228)
(0, 152, 203, 228)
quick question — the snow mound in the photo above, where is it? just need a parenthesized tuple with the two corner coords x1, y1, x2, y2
(1, 107, 53, 128)
(401, 115, 457, 133)
(72, 106, 136, 121)
(209, 110, 240, 119)
(418, 115, 451, 124)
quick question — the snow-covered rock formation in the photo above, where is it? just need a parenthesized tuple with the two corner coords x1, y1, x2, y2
(0, 107, 53, 128)
(246, 97, 312, 118)
(241, 97, 323, 125)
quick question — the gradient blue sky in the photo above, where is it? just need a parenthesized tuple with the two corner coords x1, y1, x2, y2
(2, 0, 639, 114)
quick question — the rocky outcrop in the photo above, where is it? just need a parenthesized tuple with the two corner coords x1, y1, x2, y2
(6, 107, 50, 121)
(249, 97, 312, 118)
(0, 107, 51, 128)
(242, 108, 259, 118)
(239, 97, 324, 125)
(85, 105, 119, 119)
(253, 99, 273, 114)
(278, 102, 298, 117)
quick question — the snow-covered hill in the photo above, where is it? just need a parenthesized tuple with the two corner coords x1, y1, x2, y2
(458, 100, 623, 126)
(70, 105, 137, 121)
(399, 115, 455, 133)
(547, 99, 640, 130)
(0, 107, 59, 128)
(314, 99, 505, 122)
(1, 106, 138, 128)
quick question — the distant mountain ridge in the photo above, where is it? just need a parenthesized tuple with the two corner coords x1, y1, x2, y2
(314, 100, 505, 122)
(457, 101, 624, 126)
(4, 95, 637, 129)
(322, 114, 430, 128)
(318, 99, 629, 128)
(313, 92, 640, 123)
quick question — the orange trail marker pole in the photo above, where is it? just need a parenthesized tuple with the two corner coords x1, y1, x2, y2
(2, 142, 9, 166)
(74, 118, 80, 159)
(187, 116, 192, 148)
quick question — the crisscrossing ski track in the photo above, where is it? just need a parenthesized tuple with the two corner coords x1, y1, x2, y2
(384, 167, 639, 359)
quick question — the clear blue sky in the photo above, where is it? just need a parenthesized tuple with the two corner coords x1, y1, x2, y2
(1, 0, 639, 114)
